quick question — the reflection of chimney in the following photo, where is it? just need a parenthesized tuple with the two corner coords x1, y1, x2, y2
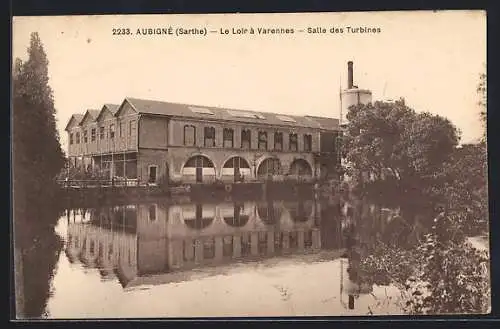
(347, 61, 354, 89)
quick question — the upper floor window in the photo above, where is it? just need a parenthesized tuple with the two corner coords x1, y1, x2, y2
(184, 125, 196, 146)
(129, 120, 136, 136)
(70, 133, 74, 145)
(83, 130, 88, 143)
(109, 124, 115, 139)
(204, 126, 216, 147)
(76, 132, 80, 144)
(223, 128, 234, 148)
(274, 132, 283, 150)
(241, 129, 251, 149)
(289, 133, 298, 151)
(99, 126, 105, 140)
(258, 131, 268, 150)
(304, 134, 312, 152)
(119, 122, 125, 137)
(91, 128, 96, 142)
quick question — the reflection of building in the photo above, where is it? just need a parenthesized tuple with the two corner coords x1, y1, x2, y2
(65, 98, 342, 185)
(66, 200, 323, 288)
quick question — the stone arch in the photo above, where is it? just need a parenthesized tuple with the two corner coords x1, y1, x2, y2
(257, 157, 281, 179)
(181, 154, 216, 183)
(221, 156, 252, 182)
(289, 158, 313, 178)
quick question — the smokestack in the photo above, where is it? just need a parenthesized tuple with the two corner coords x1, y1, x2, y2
(347, 61, 354, 89)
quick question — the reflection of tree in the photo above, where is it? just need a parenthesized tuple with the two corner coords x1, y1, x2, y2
(15, 208, 63, 318)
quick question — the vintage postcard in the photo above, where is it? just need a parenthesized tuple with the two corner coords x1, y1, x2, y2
(11, 11, 488, 319)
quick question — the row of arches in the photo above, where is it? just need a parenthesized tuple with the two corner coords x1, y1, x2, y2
(181, 155, 313, 182)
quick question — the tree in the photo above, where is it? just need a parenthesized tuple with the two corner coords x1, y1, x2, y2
(343, 99, 460, 214)
(359, 216, 490, 315)
(437, 143, 488, 235)
(13, 32, 66, 319)
(477, 71, 486, 143)
(13, 32, 65, 226)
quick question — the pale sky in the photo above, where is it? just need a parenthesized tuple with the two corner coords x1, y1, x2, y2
(12, 11, 486, 152)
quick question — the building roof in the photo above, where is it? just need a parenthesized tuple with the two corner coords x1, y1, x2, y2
(125, 97, 340, 131)
(304, 115, 340, 131)
(104, 103, 120, 115)
(65, 98, 341, 131)
(87, 109, 100, 118)
(95, 103, 121, 122)
(64, 114, 84, 131)
(78, 109, 100, 125)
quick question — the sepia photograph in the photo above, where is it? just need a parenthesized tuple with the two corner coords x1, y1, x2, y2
(11, 10, 489, 319)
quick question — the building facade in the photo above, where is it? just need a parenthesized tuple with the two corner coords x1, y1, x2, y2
(65, 98, 342, 185)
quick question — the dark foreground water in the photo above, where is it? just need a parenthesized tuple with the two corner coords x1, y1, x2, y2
(14, 195, 486, 318)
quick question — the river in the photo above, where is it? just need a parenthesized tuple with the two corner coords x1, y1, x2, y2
(15, 195, 476, 318)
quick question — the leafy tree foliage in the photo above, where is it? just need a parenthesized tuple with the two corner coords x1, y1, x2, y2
(13, 32, 65, 229)
(437, 143, 488, 234)
(343, 100, 460, 208)
(359, 215, 490, 314)
(477, 71, 486, 142)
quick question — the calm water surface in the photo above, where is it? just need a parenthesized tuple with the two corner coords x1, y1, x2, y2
(30, 197, 419, 318)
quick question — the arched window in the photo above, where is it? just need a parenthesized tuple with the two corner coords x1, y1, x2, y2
(184, 155, 215, 168)
(289, 159, 313, 177)
(183, 155, 216, 182)
(223, 156, 250, 168)
(257, 158, 281, 178)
